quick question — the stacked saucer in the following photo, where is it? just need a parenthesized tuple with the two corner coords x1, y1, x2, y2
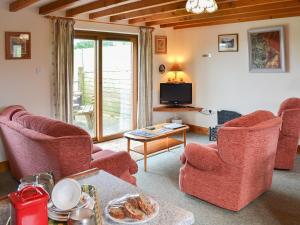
(48, 192, 95, 221)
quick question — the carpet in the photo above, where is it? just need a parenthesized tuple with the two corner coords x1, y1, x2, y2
(135, 133, 300, 225)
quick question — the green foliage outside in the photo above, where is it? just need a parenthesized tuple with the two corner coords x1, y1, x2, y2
(75, 40, 94, 50)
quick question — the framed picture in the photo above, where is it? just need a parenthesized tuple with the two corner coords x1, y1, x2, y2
(155, 35, 167, 54)
(218, 34, 239, 52)
(5, 32, 31, 60)
(248, 26, 286, 73)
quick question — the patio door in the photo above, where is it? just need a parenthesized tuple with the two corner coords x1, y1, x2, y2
(101, 39, 137, 141)
(73, 31, 138, 142)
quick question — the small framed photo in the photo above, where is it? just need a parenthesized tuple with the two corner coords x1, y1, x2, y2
(218, 34, 239, 52)
(155, 35, 167, 54)
(248, 26, 286, 73)
(5, 32, 31, 60)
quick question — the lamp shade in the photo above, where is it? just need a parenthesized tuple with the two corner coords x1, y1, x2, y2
(169, 63, 183, 72)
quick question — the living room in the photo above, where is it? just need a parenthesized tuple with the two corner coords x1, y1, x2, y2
(0, 0, 300, 225)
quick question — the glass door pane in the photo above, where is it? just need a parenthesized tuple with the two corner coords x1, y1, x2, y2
(72, 39, 96, 137)
(102, 40, 134, 137)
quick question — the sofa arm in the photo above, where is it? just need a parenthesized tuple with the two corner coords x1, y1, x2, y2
(184, 143, 222, 171)
(90, 150, 138, 177)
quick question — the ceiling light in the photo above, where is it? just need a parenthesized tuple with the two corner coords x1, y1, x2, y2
(186, 0, 218, 14)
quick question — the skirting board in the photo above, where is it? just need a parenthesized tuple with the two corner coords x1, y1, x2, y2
(187, 124, 209, 136)
(0, 161, 9, 173)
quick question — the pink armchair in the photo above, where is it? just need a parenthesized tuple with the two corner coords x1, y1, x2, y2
(179, 111, 282, 211)
(0, 106, 138, 185)
(275, 98, 300, 170)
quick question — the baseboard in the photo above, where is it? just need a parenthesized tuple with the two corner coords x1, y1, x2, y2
(0, 161, 9, 173)
(187, 124, 209, 136)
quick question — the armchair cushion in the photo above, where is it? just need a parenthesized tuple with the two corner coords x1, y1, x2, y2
(92, 145, 103, 154)
(280, 109, 300, 137)
(90, 150, 137, 178)
(184, 143, 222, 171)
(278, 97, 300, 116)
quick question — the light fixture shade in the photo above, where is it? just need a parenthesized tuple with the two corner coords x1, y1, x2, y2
(169, 63, 183, 72)
(186, 0, 218, 14)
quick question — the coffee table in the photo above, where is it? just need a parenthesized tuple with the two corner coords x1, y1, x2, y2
(0, 169, 195, 225)
(124, 123, 189, 171)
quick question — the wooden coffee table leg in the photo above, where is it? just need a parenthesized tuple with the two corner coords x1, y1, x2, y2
(144, 142, 147, 172)
(183, 130, 187, 147)
(127, 139, 131, 153)
(167, 137, 170, 151)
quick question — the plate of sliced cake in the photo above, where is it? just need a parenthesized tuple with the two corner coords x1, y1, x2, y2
(105, 194, 159, 224)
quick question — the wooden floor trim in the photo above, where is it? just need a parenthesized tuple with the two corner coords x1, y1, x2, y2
(0, 161, 9, 173)
(187, 124, 209, 136)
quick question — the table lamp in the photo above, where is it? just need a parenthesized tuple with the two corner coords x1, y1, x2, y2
(169, 63, 184, 83)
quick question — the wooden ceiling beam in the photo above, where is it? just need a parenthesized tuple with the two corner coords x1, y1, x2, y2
(160, 0, 300, 28)
(145, 0, 294, 26)
(66, 0, 129, 17)
(89, 0, 182, 19)
(159, 0, 300, 28)
(9, 0, 39, 12)
(129, 9, 187, 24)
(39, 0, 79, 15)
(129, 0, 234, 24)
(174, 10, 300, 29)
(110, 1, 186, 22)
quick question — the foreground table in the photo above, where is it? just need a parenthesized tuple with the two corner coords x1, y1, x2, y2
(0, 170, 194, 225)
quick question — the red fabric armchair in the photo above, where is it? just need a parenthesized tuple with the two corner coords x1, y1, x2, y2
(0, 106, 138, 185)
(275, 98, 300, 170)
(179, 111, 282, 211)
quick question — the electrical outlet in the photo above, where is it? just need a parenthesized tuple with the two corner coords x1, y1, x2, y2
(201, 109, 213, 115)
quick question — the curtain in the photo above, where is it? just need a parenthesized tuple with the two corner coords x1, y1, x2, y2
(51, 18, 75, 123)
(138, 27, 154, 128)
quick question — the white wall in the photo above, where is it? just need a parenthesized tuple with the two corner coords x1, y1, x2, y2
(0, 2, 52, 161)
(170, 17, 300, 127)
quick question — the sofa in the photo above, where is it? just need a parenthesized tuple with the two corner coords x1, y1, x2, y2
(179, 110, 282, 211)
(0, 105, 138, 184)
(275, 97, 300, 170)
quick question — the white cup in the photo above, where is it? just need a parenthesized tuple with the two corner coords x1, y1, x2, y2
(51, 178, 82, 211)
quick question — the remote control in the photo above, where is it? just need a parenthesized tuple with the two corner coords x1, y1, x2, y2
(146, 126, 156, 130)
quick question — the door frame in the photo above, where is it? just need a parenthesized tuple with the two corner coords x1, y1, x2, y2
(75, 30, 138, 143)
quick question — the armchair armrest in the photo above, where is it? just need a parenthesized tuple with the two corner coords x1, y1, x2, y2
(184, 143, 222, 171)
(90, 150, 138, 177)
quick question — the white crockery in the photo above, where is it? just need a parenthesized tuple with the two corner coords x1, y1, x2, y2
(51, 178, 82, 211)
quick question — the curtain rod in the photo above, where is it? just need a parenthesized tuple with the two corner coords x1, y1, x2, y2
(44, 15, 154, 29)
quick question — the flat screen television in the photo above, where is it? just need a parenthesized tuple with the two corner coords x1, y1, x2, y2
(160, 83, 192, 106)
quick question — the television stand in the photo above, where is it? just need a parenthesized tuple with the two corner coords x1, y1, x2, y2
(153, 106, 203, 112)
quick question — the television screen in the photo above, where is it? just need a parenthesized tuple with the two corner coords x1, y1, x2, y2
(160, 83, 192, 105)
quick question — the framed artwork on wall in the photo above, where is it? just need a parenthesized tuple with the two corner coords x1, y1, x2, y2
(248, 26, 286, 73)
(218, 34, 239, 52)
(5, 32, 31, 60)
(155, 35, 167, 54)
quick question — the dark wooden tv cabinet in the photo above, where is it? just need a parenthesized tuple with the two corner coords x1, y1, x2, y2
(153, 106, 203, 112)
